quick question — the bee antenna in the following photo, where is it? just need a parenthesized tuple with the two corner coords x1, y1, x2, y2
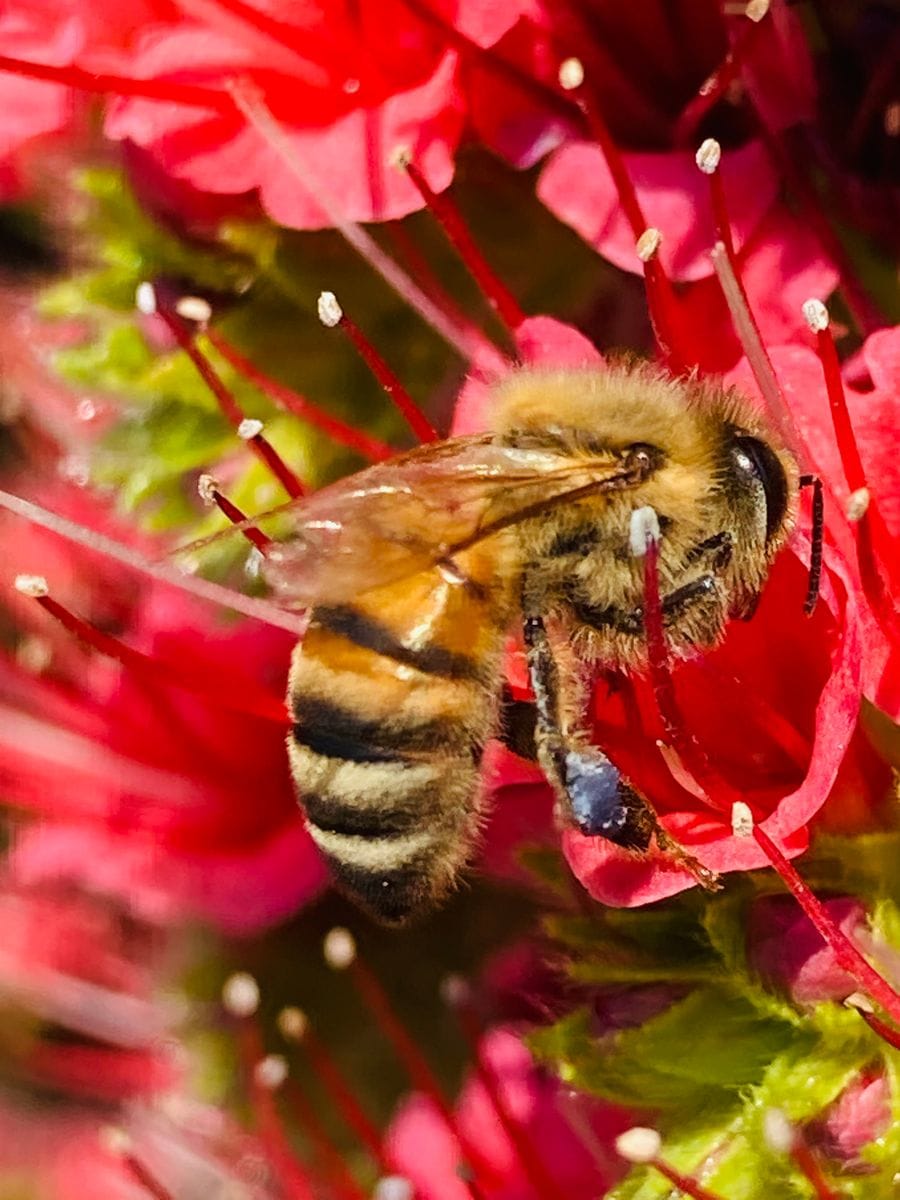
(798, 474, 824, 615)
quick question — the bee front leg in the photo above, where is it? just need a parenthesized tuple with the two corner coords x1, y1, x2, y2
(522, 614, 656, 851)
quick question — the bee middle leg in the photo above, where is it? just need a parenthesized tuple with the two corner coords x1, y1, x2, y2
(522, 613, 656, 851)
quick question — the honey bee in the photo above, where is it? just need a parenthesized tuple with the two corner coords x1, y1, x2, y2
(202, 363, 800, 924)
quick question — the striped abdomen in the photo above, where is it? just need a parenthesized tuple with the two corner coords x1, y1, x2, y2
(288, 549, 515, 924)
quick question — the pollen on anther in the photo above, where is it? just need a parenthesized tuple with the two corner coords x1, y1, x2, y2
(695, 137, 721, 174)
(629, 506, 661, 557)
(558, 57, 585, 91)
(197, 473, 219, 505)
(14, 573, 49, 598)
(323, 926, 357, 970)
(615, 1127, 662, 1164)
(277, 1006, 308, 1042)
(762, 1108, 796, 1154)
(801, 298, 830, 333)
(317, 290, 343, 328)
(175, 295, 213, 323)
(635, 228, 662, 262)
(844, 991, 875, 1014)
(254, 1053, 289, 1091)
(238, 418, 264, 441)
(390, 145, 412, 170)
(374, 1177, 414, 1200)
(846, 487, 870, 522)
(135, 281, 157, 315)
(731, 801, 754, 838)
(745, 0, 770, 20)
(222, 971, 260, 1018)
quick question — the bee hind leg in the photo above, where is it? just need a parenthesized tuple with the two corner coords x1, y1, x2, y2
(522, 614, 720, 890)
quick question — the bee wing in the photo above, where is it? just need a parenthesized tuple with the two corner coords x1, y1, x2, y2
(174, 434, 634, 608)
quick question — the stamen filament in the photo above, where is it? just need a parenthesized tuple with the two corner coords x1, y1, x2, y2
(752, 825, 900, 1026)
(283, 1079, 370, 1200)
(616, 1129, 727, 1199)
(155, 303, 304, 498)
(647, 1159, 730, 1200)
(318, 292, 439, 442)
(845, 996, 900, 1051)
(399, 156, 525, 340)
(204, 329, 396, 462)
(763, 1109, 844, 1200)
(0, 53, 233, 111)
(636, 230, 692, 375)
(14, 578, 288, 723)
(121, 1152, 177, 1200)
(674, 14, 765, 143)
(199, 476, 272, 552)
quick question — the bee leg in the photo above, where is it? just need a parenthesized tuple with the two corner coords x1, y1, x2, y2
(522, 614, 721, 890)
(522, 614, 655, 851)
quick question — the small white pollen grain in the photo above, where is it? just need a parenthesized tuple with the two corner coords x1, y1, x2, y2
(221, 971, 260, 1018)
(75, 398, 97, 422)
(845, 487, 870, 522)
(558, 57, 584, 91)
(254, 1053, 288, 1091)
(175, 295, 213, 323)
(197, 474, 219, 505)
(277, 1006, 308, 1042)
(317, 290, 343, 328)
(635, 227, 662, 262)
(615, 1127, 661, 1164)
(135, 281, 157, 315)
(323, 926, 357, 970)
(731, 801, 754, 838)
(745, 0, 770, 21)
(374, 1177, 414, 1200)
(885, 102, 900, 138)
(14, 574, 49, 598)
(762, 1108, 796, 1154)
(802, 297, 829, 333)
(629, 506, 660, 557)
(343, 77, 360, 95)
(238, 418, 264, 441)
(695, 137, 722, 174)
(843, 991, 875, 1014)
(99, 1126, 132, 1157)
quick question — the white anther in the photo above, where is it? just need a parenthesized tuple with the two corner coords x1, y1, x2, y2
(343, 77, 361, 95)
(731, 801, 754, 838)
(99, 1126, 132, 1157)
(14, 574, 49, 598)
(843, 991, 875, 1014)
(75, 398, 97, 422)
(317, 290, 343, 328)
(695, 137, 722, 175)
(745, 0, 770, 21)
(374, 1177, 414, 1200)
(628, 506, 660, 557)
(254, 1054, 288, 1091)
(801, 298, 829, 333)
(845, 487, 870, 522)
(390, 145, 412, 170)
(762, 1108, 796, 1154)
(558, 57, 584, 91)
(135, 281, 157, 315)
(323, 927, 357, 970)
(221, 972, 260, 1018)
(175, 295, 213, 323)
(277, 1006, 308, 1042)
(635, 227, 662, 262)
(615, 1127, 662, 1164)
(197, 474, 219, 505)
(237, 418, 264, 441)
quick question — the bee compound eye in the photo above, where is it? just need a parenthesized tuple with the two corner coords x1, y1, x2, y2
(731, 435, 788, 544)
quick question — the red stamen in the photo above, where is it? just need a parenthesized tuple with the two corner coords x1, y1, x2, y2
(279, 1008, 393, 1175)
(447, 982, 561, 1200)
(121, 1152, 177, 1200)
(203, 329, 396, 463)
(199, 476, 271, 552)
(648, 1159, 729, 1200)
(636, 231, 692, 376)
(616, 1129, 727, 1200)
(400, 156, 525, 340)
(752, 825, 900, 1026)
(0, 53, 233, 111)
(317, 292, 439, 443)
(764, 1110, 845, 1200)
(674, 14, 765, 144)
(15, 579, 287, 724)
(846, 997, 900, 1052)
(791, 1142, 844, 1200)
(153, 300, 304, 498)
(808, 312, 866, 494)
(385, 222, 483, 347)
(697, 140, 736, 261)
(283, 1079, 370, 1200)
(322, 930, 498, 1190)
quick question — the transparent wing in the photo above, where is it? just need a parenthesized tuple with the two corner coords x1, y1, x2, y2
(172, 434, 635, 608)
